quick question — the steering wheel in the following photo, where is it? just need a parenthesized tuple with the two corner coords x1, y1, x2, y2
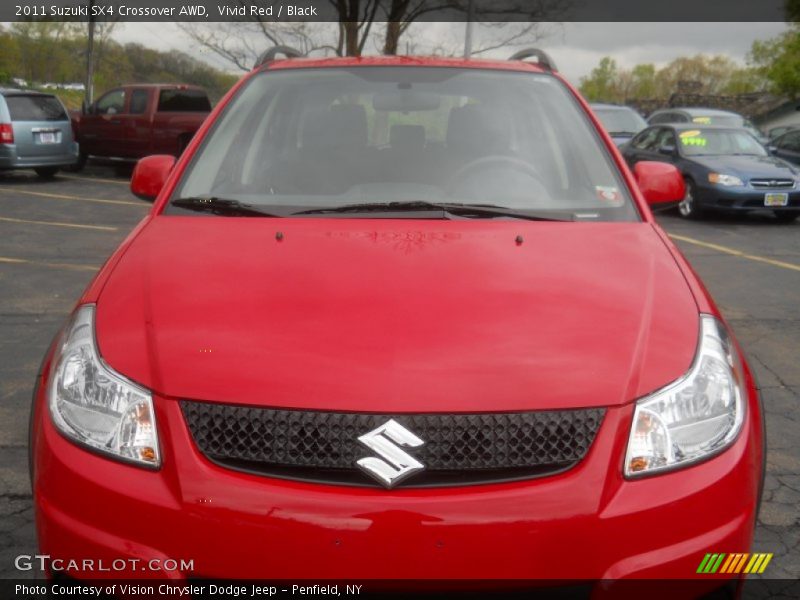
(446, 155, 542, 196)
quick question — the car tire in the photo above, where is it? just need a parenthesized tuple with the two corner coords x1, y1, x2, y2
(34, 167, 58, 179)
(678, 178, 704, 220)
(67, 152, 89, 172)
(774, 212, 798, 223)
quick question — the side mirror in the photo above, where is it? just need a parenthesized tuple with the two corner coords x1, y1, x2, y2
(634, 161, 685, 205)
(658, 144, 676, 156)
(767, 145, 777, 155)
(131, 155, 176, 201)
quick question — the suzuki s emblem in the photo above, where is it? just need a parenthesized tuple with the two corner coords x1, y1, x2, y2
(356, 419, 425, 488)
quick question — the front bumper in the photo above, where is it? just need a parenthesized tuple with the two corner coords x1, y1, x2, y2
(31, 357, 763, 583)
(696, 184, 800, 212)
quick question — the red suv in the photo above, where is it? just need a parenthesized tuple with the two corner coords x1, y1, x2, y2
(30, 49, 763, 590)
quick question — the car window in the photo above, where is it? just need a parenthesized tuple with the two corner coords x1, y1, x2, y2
(648, 113, 668, 125)
(96, 89, 125, 115)
(678, 128, 767, 157)
(171, 67, 639, 222)
(655, 128, 676, 151)
(4, 95, 67, 121)
(778, 131, 800, 152)
(157, 89, 211, 112)
(593, 108, 647, 135)
(129, 89, 149, 115)
(632, 128, 660, 151)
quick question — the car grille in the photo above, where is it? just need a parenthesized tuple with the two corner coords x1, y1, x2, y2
(181, 401, 605, 487)
(750, 178, 795, 189)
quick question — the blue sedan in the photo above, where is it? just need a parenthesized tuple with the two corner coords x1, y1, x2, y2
(623, 124, 800, 222)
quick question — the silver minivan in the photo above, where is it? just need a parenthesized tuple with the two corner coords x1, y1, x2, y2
(0, 88, 78, 178)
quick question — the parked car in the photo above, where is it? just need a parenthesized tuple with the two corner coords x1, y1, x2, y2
(0, 88, 78, 178)
(30, 48, 763, 588)
(648, 107, 767, 144)
(769, 128, 800, 167)
(589, 102, 648, 146)
(70, 83, 211, 170)
(623, 123, 800, 221)
(767, 124, 799, 140)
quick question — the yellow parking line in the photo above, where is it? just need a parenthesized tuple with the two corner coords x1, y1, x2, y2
(0, 216, 118, 232)
(0, 256, 99, 272)
(0, 186, 145, 207)
(58, 174, 130, 186)
(670, 234, 800, 273)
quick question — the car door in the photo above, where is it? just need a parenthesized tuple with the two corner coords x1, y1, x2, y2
(118, 87, 151, 158)
(653, 128, 680, 165)
(772, 130, 800, 166)
(622, 126, 661, 167)
(79, 88, 125, 156)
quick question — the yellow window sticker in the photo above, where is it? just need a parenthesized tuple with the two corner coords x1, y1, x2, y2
(679, 130, 701, 138)
(681, 136, 707, 147)
(692, 117, 712, 124)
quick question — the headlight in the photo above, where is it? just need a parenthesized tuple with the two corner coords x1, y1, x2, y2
(48, 305, 160, 467)
(708, 173, 744, 187)
(624, 315, 745, 477)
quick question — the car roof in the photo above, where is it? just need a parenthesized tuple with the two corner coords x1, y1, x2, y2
(262, 55, 550, 74)
(652, 123, 751, 136)
(0, 88, 57, 98)
(590, 103, 635, 111)
(119, 83, 205, 90)
(661, 107, 741, 118)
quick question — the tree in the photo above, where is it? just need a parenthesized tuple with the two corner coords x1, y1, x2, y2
(749, 31, 800, 97)
(579, 57, 620, 102)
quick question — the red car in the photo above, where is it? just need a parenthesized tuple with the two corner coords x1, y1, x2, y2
(30, 49, 763, 593)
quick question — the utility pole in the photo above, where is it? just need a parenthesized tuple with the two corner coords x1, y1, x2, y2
(463, 0, 475, 58)
(85, 0, 96, 107)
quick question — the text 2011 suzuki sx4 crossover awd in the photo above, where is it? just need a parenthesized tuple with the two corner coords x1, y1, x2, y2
(30, 49, 764, 589)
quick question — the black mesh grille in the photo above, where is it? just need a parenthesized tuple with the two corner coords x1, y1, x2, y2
(181, 401, 605, 488)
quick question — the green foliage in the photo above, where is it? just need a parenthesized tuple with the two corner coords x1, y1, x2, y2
(579, 57, 620, 102)
(0, 23, 236, 103)
(749, 31, 800, 98)
(579, 54, 768, 103)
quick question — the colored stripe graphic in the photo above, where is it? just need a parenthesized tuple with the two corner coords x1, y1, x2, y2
(757, 554, 773, 574)
(697, 554, 712, 573)
(710, 554, 725, 573)
(700, 553, 774, 574)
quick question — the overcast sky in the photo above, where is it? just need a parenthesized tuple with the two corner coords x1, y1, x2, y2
(115, 21, 789, 84)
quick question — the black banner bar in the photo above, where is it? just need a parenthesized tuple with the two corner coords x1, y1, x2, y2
(2, 0, 794, 23)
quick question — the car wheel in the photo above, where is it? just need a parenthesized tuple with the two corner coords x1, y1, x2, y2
(774, 212, 798, 223)
(678, 178, 704, 220)
(67, 152, 88, 172)
(34, 167, 58, 179)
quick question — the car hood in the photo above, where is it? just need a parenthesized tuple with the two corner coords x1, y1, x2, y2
(691, 154, 800, 179)
(96, 218, 699, 412)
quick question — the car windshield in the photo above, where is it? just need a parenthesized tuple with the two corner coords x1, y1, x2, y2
(593, 108, 647, 135)
(678, 128, 767, 157)
(171, 67, 638, 221)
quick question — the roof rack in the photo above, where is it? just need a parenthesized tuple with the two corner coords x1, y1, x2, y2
(508, 48, 557, 72)
(255, 45, 303, 69)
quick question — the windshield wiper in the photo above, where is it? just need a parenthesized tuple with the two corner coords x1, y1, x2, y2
(171, 196, 280, 217)
(607, 131, 636, 136)
(292, 201, 572, 221)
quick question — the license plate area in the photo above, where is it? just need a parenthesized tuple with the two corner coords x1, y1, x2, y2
(765, 192, 789, 207)
(35, 130, 60, 144)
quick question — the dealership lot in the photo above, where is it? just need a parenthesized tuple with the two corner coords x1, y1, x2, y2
(0, 168, 797, 579)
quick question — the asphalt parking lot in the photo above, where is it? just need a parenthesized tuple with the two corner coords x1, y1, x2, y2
(0, 167, 798, 582)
